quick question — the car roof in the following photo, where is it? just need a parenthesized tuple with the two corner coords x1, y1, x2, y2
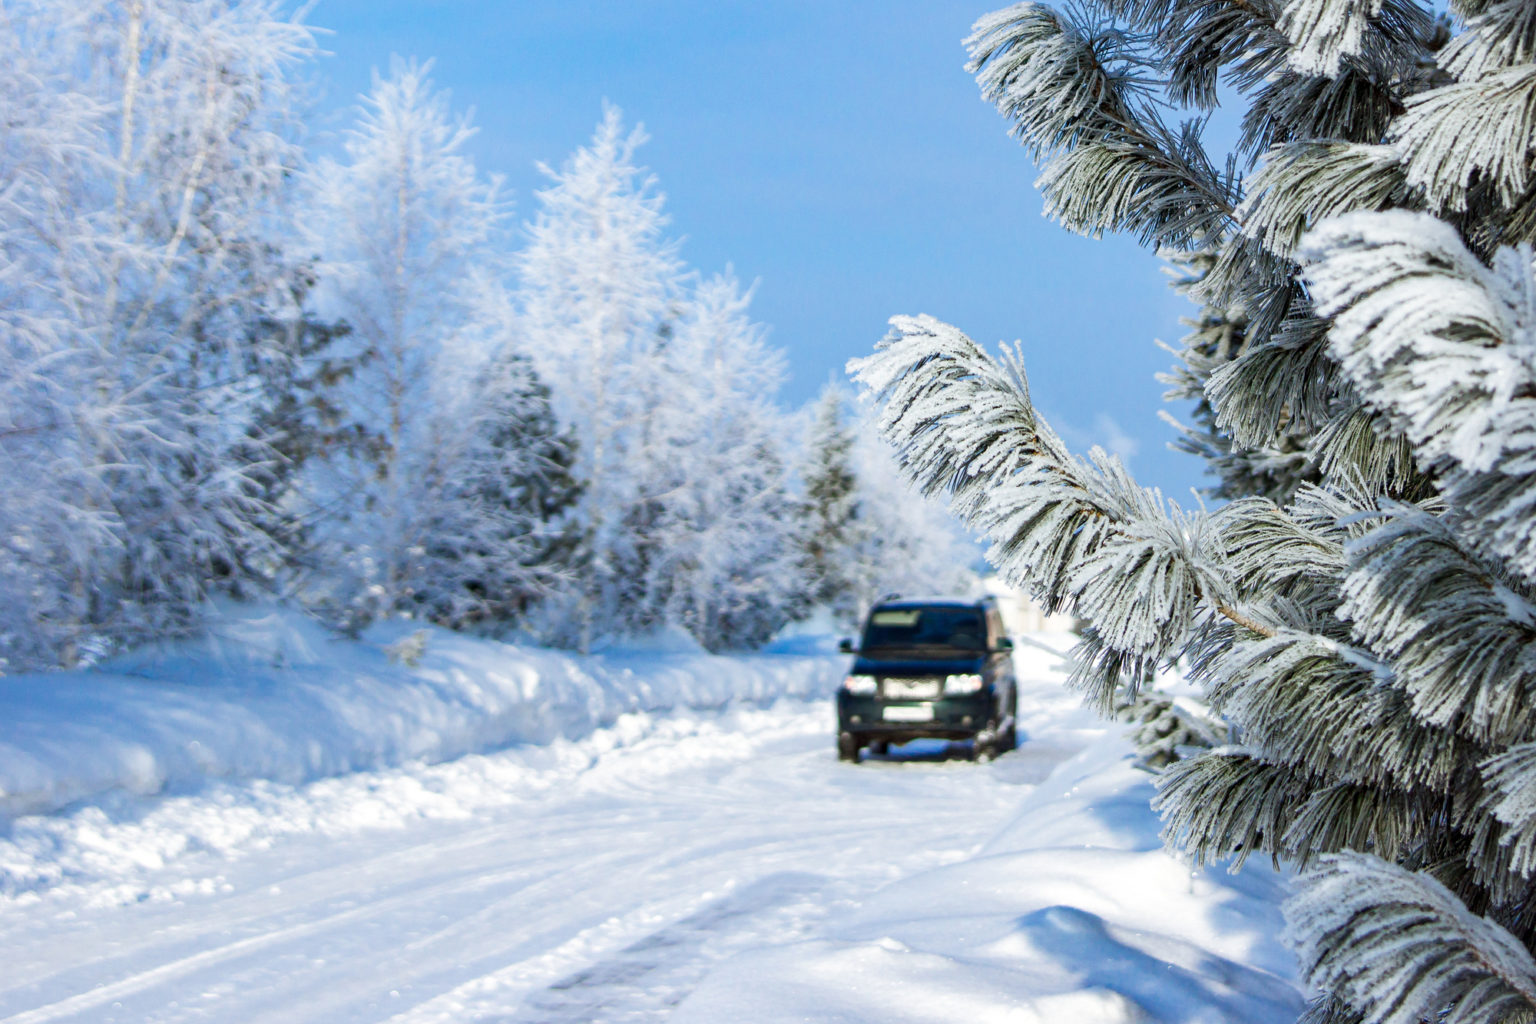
(872, 595, 993, 611)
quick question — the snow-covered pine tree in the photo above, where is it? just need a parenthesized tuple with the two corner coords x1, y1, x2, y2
(794, 386, 979, 628)
(796, 385, 866, 624)
(513, 104, 686, 650)
(851, 2, 1536, 1021)
(638, 272, 803, 651)
(299, 58, 509, 627)
(407, 313, 583, 631)
(0, 0, 320, 668)
(239, 269, 368, 581)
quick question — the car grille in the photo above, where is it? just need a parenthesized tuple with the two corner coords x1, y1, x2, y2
(881, 677, 942, 699)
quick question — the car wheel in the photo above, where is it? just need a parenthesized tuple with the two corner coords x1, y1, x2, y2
(971, 723, 997, 762)
(838, 731, 862, 763)
(871, 741, 890, 756)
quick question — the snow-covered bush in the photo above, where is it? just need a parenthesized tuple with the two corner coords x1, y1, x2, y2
(852, 2, 1536, 1021)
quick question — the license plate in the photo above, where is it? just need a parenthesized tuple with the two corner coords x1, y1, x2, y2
(884, 679, 940, 699)
(883, 704, 934, 722)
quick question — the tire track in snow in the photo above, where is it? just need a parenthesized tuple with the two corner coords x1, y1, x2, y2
(2, 701, 1033, 1024)
(511, 872, 832, 1024)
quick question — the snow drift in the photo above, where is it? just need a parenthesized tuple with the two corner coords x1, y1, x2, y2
(0, 605, 843, 822)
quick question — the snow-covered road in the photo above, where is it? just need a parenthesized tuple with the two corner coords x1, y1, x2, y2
(0, 705, 1047, 1024)
(0, 643, 1301, 1024)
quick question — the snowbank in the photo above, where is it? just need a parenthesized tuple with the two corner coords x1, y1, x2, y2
(0, 605, 844, 822)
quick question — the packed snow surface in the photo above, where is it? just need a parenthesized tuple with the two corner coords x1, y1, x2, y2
(0, 617, 1304, 1023)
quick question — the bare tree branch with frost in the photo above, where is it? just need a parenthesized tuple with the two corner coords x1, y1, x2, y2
(0, 0, 320, 668)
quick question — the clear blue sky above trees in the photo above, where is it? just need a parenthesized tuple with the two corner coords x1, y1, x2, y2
(305, 0, 1207, 498)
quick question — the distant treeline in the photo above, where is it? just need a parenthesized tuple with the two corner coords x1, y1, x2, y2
(0, 2, 975, 671)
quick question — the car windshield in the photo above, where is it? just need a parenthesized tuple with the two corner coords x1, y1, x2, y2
(860, 607, 986, 655)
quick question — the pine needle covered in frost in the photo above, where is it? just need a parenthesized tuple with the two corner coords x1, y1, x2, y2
(1156, 747, 1314, 868)
(1393, 66, 1536, 212)
(1303, 210, 1536, 580)
(1279, 0, 1385, 76)
(1239, 143, 1412, 259)
(1287, 852, 1536, 1024)
(1439, 0, 1536, 82)
(1338, 504, 1536, 746)
(967, 2, 1237, 249)
(1484, 742, 1536, 877)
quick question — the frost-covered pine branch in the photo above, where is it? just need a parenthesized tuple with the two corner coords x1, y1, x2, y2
(856, 0, 1536, 1018)
(1302, 210, 1536, 579)
(851, 314, 1253, 710)
(967, 3, 1239, 249)
(1287, 853, 1536, 1024)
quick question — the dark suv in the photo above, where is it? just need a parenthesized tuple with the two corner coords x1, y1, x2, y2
(835, 596, 1017, 763)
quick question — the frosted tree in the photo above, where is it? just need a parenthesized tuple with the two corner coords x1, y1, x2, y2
(0, 0, 320, 668)
(796, 385, 866, 623)
(795, 386, 979, 628)
(845, 407, 981, 616)
(850, 2, 1536, 1021)
(513, 104, 685, 650)
(299, 58, 509, 626)
(638, 272, 803, 650)
(404, 288, 583, 630)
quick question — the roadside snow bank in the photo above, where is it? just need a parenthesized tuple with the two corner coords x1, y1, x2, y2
(0, 606, 843, 821)
(0, 703, 829, 905)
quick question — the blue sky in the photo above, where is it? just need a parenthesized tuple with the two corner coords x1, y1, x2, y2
(305, 0, 1210, 498)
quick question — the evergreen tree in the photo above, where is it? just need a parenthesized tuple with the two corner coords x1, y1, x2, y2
(409, 343, 583, 630)
(239, 268, 370, 584)
(797, 384, 865, 622)
(851, 2, 1536, 1021)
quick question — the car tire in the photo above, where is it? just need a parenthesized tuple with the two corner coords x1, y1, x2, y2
(838, 731, 862, 763)
(997, 711, 1016, 753)
(871, 741, 890, 756)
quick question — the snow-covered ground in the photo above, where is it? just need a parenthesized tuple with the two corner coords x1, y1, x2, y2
(0, 605, 841, 822)
(0, 614, 1304, 1023)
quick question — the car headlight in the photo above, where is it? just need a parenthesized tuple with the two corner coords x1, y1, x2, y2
(943, 673, 984, 695)
(842, 674, 877, 695)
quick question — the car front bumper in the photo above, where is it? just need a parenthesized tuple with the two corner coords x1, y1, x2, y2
(836, 690, 993, 742)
